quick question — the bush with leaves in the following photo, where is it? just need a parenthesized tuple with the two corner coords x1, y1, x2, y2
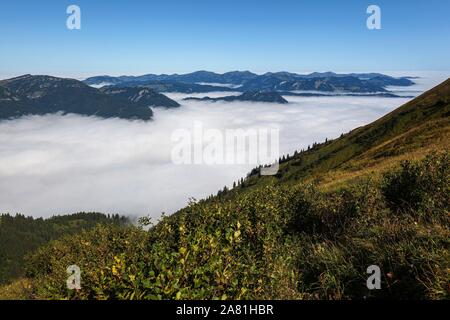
(381, 151, 449, 221)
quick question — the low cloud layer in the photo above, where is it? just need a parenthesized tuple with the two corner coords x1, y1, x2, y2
(0, 91, 416, 219)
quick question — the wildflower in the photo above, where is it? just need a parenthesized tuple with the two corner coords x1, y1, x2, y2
(112, 265, 119, 276)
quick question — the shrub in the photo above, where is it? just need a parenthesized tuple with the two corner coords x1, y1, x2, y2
(288, 181, 380, 239)
(381, 151, 449, 221)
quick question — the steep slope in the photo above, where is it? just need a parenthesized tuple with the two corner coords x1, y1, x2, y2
(243, 78, 450, 190)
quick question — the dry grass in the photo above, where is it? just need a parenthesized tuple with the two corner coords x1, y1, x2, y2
(316, 118, 450, 191)
(0, 279, 36, 300)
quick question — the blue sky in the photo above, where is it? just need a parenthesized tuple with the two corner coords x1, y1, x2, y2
(1, 0, 449, 78)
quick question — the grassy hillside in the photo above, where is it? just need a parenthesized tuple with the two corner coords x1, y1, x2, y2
(240, 78, 450, 191)
(1, 79, 449, 300)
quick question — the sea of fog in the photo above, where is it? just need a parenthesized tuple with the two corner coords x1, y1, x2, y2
(0, 72, 448, 219)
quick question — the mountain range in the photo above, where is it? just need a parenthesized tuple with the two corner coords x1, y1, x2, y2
(0, 75, 180, 121)
(84, 70, 415, 94)
(1, 71, 415, 121)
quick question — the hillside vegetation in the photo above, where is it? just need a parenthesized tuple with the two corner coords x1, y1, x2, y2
(241, 78, 450, 191)
(0, 213, 128, 285)
(0, 79, 449, 300)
